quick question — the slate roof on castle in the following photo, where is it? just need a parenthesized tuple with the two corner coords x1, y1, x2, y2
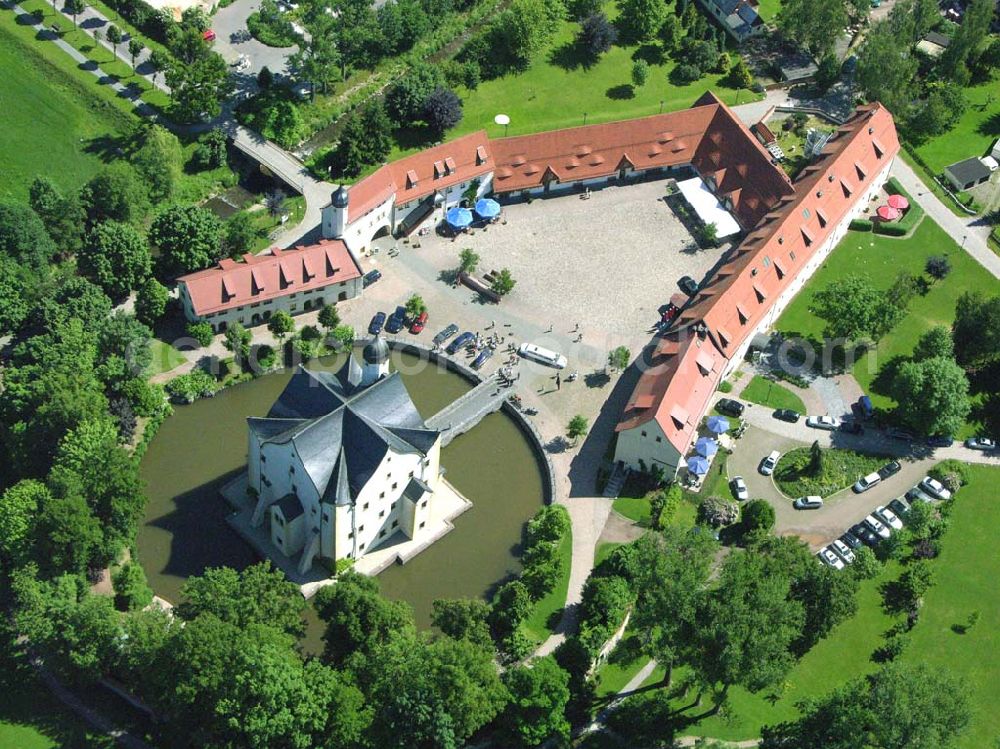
(616, 102, 900, 457)
(336, 92, 795, 230)
(248, 358, 439, 506)
(178, 239, 363, 318)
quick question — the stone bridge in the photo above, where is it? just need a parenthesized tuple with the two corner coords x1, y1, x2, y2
(426, 374, 508, 447)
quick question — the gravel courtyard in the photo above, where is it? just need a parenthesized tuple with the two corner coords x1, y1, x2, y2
(411, 178, 729, 343)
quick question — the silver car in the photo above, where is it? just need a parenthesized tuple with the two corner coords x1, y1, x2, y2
(864, 514, 891, 540)
(831, 539, 855, 563)
(793, 495, 823, 510)
(919, 476, 952, 500)
(819, 547, 845, 570)
(965, 437, 996, 451)
(760, 450, 781, 476)
(874, 505, 903, 531)
(730, 476, 749, 501)
(806, 415, 839, 431)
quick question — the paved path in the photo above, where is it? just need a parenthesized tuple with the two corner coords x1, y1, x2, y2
(889, 157, 1000, 280)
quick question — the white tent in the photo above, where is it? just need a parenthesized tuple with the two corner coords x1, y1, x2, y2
(676, 177, 741, 238)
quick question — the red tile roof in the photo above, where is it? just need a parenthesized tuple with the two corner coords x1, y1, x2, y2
(347, 132, 494, 218)
(179, 239, 363, 318)
(617, 103, 900, 456)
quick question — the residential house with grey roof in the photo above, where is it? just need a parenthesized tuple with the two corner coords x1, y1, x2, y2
(694, 0, 765, 42)
(246, 336, 442, 574)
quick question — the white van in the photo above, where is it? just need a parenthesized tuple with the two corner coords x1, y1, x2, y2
(853, 471, 882, 493)
(518, 343, 568, 369)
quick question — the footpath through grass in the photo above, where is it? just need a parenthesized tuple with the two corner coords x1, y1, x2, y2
(773, 446, 885, 498)
(776, 219, 1000, 436)
(0, 11, 133, 200)
(740, 374, 807, 413)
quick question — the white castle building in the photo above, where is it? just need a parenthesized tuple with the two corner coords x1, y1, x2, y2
(246, 336, 443, 574)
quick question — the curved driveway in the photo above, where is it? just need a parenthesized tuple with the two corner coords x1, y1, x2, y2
(721, 396, 1000, 549)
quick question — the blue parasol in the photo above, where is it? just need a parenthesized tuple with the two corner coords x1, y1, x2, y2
(687, 456, 711, 475)
(706, 415, 730, 434)
(695, 437, 718, 457)
(474, 198, 501, 219)
(446, 206, 473, 229)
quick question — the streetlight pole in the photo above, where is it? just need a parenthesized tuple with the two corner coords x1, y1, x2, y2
(659, 100, 664, 114)
(962, 234, 968, 249)
(583, 112, 588, 125)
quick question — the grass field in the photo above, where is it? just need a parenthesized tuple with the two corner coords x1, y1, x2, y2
(594, 632, 666, 697)
(776, 220, 999, 436)
(406, 3, 761, 151)
(147, 338, 188, 376)
(773, 446, 886, 497)
(0, 11, 133, 201)
(915, 81, 1000, 174)
(754, 0, 782, 22)
(522, 526, 574, 643)
(740, 375, 807, 413)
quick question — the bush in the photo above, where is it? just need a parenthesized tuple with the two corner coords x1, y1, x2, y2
(526, 505, 570, 546)
(850, 218, 873, 231)
(929, 459, 969, 494)
(698, 496, 738, 527)
(851, 545, 882, 579)
(717, 380, 733, 393)
(112, 562, 153, 611)
(187, 321, 214, 347)
(925, 255, 952, 279)
(873, 222, 908, 237)
(741, 499, 776, 534)
(165, 369, 218, 403)
(246, 1, 298, 47)
(673, 63, 702, 84)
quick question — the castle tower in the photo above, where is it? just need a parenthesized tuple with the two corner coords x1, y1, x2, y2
(360, 335, 390, 387)
(322, 185, 349, 239)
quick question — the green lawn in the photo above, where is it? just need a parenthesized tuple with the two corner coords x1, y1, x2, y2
(416, 4, 760, 149)
(0, 11, 133, 201)
(773, 446, 886, 498)
(754, 0, 781, 22)
(915, 81, 1000, 174)
(776, 220, 1000, 437)
(0, 650, 115, 749)
(147, 338, 188, 376)
(594, 541, 623, 568)
(740, 375, 807, 413)
(612, 495, 652, 525)
(522, 526, 574, 643)
(594, 632, 667, 697)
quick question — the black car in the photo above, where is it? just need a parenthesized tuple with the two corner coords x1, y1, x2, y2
(368, 311, 386, 335)
(385, 305, 407, 334)
(926, 434, 954, 448)
(840, 531, 863, 550)
(363, 269, 382, 287)
(678, 275, 699, 296)
(774, 408, 801, 423)
(432, 324, 459, 346)
(840, 420, 864, 435)
(888, 498, 910, 519)
(887, 427, 915, 442)
(716, 398, 745, 417)
(851, 523, 880, 547)
(877, 460, 901, 480)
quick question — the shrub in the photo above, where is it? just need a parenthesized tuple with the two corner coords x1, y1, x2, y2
(246, 0, 298, 47)
(526, 505, 570, 546)
(717, 380, 733, 393)
(925, 255, 952, 279)
(741, 499, 776, 534)
(850, 218, 873, 231)
(851, 546, 882, 579)
(873, 222, 907, 237)
(187, 321, 214, 347)
(929, 459, 969, 493)
(698, 496, 738, 527)
(673, 63, 702, 83)
(165, 370, 218, 403)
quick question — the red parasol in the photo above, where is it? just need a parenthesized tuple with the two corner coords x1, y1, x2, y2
(887, 194, 909, 210)
(876, 205, 901, 221)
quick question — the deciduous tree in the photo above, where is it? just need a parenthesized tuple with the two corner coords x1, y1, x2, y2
(890, 356, 970, 437)
(79, 220, 151, 300)
(149, 204, 222, 273)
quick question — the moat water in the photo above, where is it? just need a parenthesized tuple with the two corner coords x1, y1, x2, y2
(136, 350, 546, 651)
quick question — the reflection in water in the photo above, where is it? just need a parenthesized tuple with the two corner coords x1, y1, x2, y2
(137, 351, 545, 645)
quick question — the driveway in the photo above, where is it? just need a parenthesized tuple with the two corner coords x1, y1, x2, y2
(211, 0, 298, 80)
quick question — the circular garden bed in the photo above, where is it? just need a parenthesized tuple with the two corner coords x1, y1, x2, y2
(774, 446, 887, 498)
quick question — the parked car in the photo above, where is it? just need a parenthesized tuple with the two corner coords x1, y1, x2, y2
(716, 398, 745, 417)
(919, 476, 952, 500)
(730, 476, 749, 501)
(793, 495, 823, 510)
(926, 434, 954, 448)
(877, 460, 901, 480)
(864, 514, 891, 540)
(819, 547, 845, 570)
(840, 419, 864, 435)
(965, 436, 997, 451)
(831, 539, 855, 564)
(851, 523, 880, 547)
(840, 531, 863, 550)
(678, 275, 699, 296)
(446, 331, 474, 354)
(886, 427, 915, 442)
(853, 471, 882, 493)
(874, 505, 903, 531)
(661, 303, 679, 324)
(774, 408, 801, 423)
(363, 269, 382, 287)
(887, 498, 910, 519)
(433, 324, 459, 346)
(759, 450, 781, 476)
(368, 311, 386, 335)
(806, 415, 839, 430)
(385, 305, 407, 334)
(410, 311, 428, 334)
(905, 486, 935, 504)
(471, 348, 493, 370)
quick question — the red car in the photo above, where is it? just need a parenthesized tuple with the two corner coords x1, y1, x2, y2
(410, 311, 428, 334)
(661, 303, 679, 324)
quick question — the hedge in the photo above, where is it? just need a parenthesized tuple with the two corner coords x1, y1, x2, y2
(876, 176, 925, 236)
(850, 218, 873, 231)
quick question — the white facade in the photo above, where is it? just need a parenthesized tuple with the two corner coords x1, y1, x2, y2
(613, 419, 681, 475)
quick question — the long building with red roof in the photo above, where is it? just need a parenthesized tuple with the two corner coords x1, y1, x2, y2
(319, 92, 795, 250)
(613, 102, 899, 476)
